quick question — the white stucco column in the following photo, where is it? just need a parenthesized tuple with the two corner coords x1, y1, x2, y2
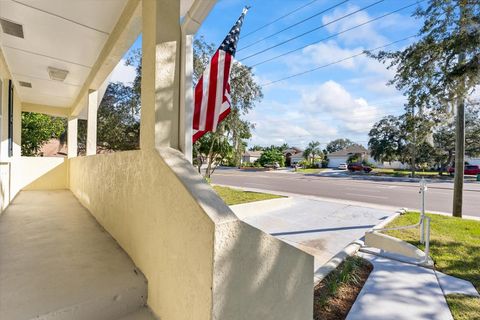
(179, 32, 193, 163)
(140, 0, 181, 150)
(86, 90, 98, 156)
(67, 116, 78, 158)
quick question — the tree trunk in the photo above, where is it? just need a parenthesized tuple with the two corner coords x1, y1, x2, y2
(410, 106, 416, 178)
(453, 91, 465, 218)
(196, 156, 202, 174)
(410, 136, 416, 178)
(205, 134, 218, 178)
(453, 3, 467, 218)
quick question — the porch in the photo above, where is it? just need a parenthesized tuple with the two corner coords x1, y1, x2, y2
(0, 1, 314, 319)
(0, 190, 152, 319)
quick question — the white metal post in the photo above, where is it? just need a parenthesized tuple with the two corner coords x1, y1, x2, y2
(420, 178, 427, 243)
(423, 216, 431, 264)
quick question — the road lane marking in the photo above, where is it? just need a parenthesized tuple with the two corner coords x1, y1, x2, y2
(376, 185, 397, 189)
(345, 193, 388, 199)
(343, 187, 383, 193)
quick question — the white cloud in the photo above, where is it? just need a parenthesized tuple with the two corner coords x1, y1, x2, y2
(244, 102, 338, 147)
(301, 80, 382, 133)
(321, 5, 389, 47)
(243, 80, 406, 147)
(282, 39, 397, 85)
(302, 41, 359, 69)
(109, 59, 136, 86)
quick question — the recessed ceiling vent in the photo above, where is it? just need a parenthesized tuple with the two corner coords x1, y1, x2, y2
(19, 81, 32, 88)
(0, 18, 24, 39)
(48, 67, 69, 82)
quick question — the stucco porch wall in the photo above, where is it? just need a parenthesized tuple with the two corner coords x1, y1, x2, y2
(69, 148, 314, 320)
(0, 157, 68, 211)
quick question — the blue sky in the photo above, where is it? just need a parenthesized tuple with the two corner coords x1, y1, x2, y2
(110, 0, 424, 149)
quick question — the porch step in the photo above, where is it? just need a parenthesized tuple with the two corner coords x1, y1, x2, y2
(0, 191, 148, 320)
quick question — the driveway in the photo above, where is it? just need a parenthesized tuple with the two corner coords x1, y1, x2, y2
(230, 196, 393, 273)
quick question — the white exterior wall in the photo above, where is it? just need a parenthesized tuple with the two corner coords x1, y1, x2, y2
(328, 156, 348, 168)
(241, 155, 259, 163)
(466, 158, 480, 166)
(370, 160, 409, 169)
(290, 156, 303, 164)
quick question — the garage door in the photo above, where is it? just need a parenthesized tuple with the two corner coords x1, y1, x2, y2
(328, 157, 346, 168)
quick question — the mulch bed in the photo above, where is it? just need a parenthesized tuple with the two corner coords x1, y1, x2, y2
(313, 257, 373, 320)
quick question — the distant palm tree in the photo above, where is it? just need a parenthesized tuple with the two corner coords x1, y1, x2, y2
(304, 141, 322, 166)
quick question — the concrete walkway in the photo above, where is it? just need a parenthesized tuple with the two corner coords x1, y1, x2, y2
(230, 197, 392, 274)
(348, 252, 454, 320)
(229, 192, 478, 320)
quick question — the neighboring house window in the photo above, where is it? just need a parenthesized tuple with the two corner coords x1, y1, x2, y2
(8, 80, 13, 157)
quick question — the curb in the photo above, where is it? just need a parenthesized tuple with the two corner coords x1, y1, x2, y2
(313, 240, 363, 285)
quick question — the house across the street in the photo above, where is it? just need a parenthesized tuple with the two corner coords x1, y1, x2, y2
(283, 147, 303, 167)
(241, 150, 263, 164)
(289, 152, 306, 166)
(327, 145, 368, 168)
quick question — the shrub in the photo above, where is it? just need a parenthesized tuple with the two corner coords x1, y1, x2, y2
(362, 160, 376, 168)
(258, 149, 285, 167)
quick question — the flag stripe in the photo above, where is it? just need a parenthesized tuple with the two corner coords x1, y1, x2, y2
(192, 107, 232, 143)
(192, 76, 203, 129)
(224, 82, 231, 104)
(212, 51, 226, 130)
(222, 54, 232, 106)
(218, 107, 231, 123)
(192, 129, 205, 143)
(199, 60, 211, 131)
(205, 51, 220, 131)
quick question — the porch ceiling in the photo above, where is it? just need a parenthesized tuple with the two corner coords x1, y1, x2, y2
(0, 0, 128, 108)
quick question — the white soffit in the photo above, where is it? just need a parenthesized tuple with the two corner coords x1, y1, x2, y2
(0, 0, 128, 108)
(20, 92, 73, 107)
(2, 46, 90, 86)
(15, 0, 129, 34)
(181, 0, 194, 17)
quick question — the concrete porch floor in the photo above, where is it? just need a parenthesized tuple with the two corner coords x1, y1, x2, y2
(0, 190, 152, 320)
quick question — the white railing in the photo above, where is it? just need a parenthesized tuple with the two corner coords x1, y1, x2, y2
(0, 161, 11, 212)
(368, 178, 431, 263)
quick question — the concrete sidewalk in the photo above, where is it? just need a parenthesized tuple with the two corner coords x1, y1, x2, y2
(228, 191, 478, 320)
(348, 253, 455, 320)
(230, 197, 393, 274)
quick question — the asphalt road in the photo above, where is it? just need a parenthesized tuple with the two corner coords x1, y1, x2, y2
(210, 169, 480, 217)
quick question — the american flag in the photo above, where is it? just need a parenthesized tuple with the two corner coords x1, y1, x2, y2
(192, 7, 249, 143)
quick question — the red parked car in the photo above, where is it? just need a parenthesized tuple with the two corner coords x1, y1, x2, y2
(347, 163, 372, 173)
(448, 165, 480, 176)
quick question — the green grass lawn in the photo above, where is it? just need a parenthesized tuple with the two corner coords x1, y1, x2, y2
(385, 212, 480, 319)
(373, 168, 440, 177)
(445, 294, 480, 320)
(295, 168, 326, 174)
(213, 185, 284, 206)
